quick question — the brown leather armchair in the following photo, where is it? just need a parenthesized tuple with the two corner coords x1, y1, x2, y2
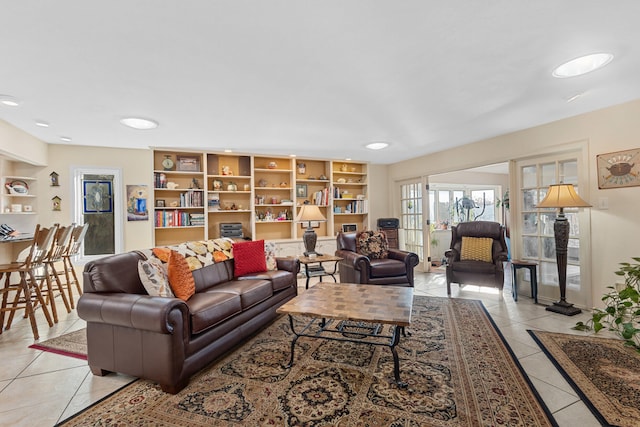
(335, 232, 419, 287)
(445, 221, 508, 296)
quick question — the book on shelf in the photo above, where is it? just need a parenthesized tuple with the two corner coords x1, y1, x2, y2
(180, 189, 204, 207)
(155, 210, 198, 227)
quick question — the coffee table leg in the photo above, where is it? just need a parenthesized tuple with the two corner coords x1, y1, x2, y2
(284, 314, 299, 369)
(390, 325, 408, 388)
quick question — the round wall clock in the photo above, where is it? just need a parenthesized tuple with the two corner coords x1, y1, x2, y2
(597, 149, 640, 189)
(162, 155, 174, 171)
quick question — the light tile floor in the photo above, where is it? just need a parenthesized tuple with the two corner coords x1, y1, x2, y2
(0, 271, 603, 426)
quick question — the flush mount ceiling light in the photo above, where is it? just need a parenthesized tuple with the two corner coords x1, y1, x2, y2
(365, 141, 389, 150)
(120, 117, 159, 130)
(552, 53, 614, 78)
(0, 95, 22, 107)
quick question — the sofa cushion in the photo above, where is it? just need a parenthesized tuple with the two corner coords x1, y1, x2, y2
(186, 291, 242, 334)
(233, 240, 267, 277)
(369, 258, 406, 278)
(356, 230, 389, 259)
(167, 250, 196, 301)
(211, 279, 273, 310)
(451, 259, 497, 274)
(460, 236, 493, 263)
(237, 269, 293, 292)
(138, 258, 174, 297)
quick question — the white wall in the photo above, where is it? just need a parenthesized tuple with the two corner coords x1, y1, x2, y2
(389, 98, 640, 305)
(39, 144, 153, 252)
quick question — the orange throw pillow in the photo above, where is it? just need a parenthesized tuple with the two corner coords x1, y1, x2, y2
(233, 240, 267, 277)
(152, 247, 171, 263)
(167, 250, 196, 301)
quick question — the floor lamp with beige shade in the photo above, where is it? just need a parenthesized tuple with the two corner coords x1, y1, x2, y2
(296, 204, 327, 256)
(536, 183, 591, 316)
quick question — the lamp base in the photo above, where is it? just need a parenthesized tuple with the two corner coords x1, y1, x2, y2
(545, 300, 582, 316)
(303, 251, 323, 257)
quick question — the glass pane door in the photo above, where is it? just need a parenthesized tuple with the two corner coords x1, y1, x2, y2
(399, 180, 425, 270)
(516, 155, 589, 307)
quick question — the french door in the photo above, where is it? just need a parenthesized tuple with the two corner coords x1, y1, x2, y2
(514, 153, 591, 307)
(398, 179, 427, 271)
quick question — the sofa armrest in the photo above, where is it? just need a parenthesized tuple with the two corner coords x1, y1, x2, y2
(445, 248, 459, 263)
(77, 293, 188, 334)
(387, 249, 419, 268)
(276, 257, 301, 274)
(335, 249, 371, 271)
(493, 251, 509, 265)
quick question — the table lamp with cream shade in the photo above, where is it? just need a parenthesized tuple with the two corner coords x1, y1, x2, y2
(296, 204, 326, 256)
(536, 183, 591, 316)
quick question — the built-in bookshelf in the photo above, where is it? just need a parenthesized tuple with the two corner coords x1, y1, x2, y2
(151, 150, 368, 246)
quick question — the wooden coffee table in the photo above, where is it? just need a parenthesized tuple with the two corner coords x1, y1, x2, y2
(277, 282, 413, 387)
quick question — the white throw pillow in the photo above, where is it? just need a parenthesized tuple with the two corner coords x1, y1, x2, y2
(138, 258, 174, 297)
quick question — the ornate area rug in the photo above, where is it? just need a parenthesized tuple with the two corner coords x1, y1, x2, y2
(29, 329, 87, 360)
(59, 297, 555, 426)
(529, 330, 640, 427)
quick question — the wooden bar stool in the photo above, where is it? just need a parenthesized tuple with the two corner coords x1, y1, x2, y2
(61, 223, 89, 307)
(0, 224, 56, 340)
(35, 224, 74, 322)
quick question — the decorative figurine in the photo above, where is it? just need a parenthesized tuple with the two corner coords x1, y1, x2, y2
(50, 171, 60, 186)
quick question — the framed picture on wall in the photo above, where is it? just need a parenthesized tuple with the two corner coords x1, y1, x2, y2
(597, 148, 640, 189)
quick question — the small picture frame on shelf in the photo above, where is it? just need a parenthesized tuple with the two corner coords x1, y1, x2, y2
(342, 223, 357, 232)
(296, 184, 308, 198)
(156, 199, 166, 207)
(176, 155, 201, 172)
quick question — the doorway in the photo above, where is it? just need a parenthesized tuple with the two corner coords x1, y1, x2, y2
(72, 167, 124, 262)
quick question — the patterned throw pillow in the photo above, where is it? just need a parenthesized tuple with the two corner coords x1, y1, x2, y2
(264, 241, 277, 271)
(460, 236, 493, 262)
(356, 230, 389, 259)
(138, 258, 174, 297)
(233, 240, 268, 277)
(167, 250, 196, 301)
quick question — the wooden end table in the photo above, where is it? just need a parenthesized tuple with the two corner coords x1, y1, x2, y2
(511, 259, 538, 303)
(297, 254, 342, 289)
(277, 282, 413, 387)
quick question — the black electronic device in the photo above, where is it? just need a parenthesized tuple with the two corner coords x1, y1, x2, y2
(377, 218, 399, 229)
(220, 222, 243, 238)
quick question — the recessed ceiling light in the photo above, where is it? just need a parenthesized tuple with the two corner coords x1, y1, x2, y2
(0, 95, 21, 107)
(60, 136, 72, 142)
(289, 154, 296, 157)
(365, 142, 389, 150)
(120, 117, 159, 130)
(552, 53, 613, 78)
(35, 120, 50, 127)
(224, 149, 233, 153)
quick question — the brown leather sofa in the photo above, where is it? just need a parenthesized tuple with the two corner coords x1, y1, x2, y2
(445, 221, 508, 295)
(335, 232, 419, 286)
(77, 249, 299, 394)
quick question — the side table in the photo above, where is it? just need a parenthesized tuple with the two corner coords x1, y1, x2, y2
(511, 260, 538, 303)
(297, 255, 343, 289)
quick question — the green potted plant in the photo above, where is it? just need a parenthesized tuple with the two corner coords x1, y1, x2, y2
(574, 257, 640, 352)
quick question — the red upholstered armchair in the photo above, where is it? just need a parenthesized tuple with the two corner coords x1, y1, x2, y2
(445, 221, 508, 296)
(335, 231, 419, 287)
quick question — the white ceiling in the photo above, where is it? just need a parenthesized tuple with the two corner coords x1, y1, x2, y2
(2, 1, 640, 164)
